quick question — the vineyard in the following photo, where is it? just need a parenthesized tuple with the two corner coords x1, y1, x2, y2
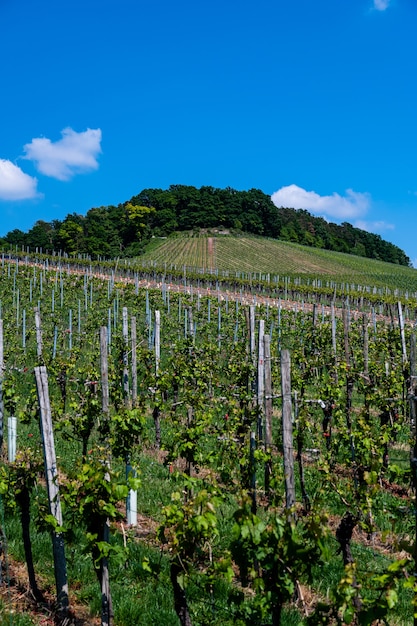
(0, 251, 417, 626)
(139, 233, 417, 292)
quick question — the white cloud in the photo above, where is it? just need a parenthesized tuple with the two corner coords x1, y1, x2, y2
(354, 219, 394, 232)
(0, 159, 39, 201)
(373, 0, 390, 10)
(271, 184, 371, 220)
(23, 127, 102, 181)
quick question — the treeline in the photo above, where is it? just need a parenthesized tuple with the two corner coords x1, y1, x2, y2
(0, 185, 410, 266)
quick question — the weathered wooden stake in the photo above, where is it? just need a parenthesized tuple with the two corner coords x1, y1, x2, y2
(362, 314, 369, 378)
(34, 307, 42, 359)
(398, 301, 407, 367)
(281, 349, 295, 510)
(331, 303, 337, 360)
(122, 307, 130, 404)
(35, 366, 69, 617)
(250, 431, 257, 514)
(408, 332, 417, 626)
(250, 305, 256, 360)
(257, 320, 265, 441)
(0, 319, 3, 450)
(264, 335, 273, 495)
(155, 310, 161, 374)
(131, 316, 138, 407)
(99, 327, 111, 626)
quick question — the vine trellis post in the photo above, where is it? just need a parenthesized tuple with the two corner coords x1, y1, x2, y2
(343, 306, 356, 487)
(408, 331, 417, 626)
(127, 315, 138, 526)
(257, 319, 265, 442)
(249, 305, 256, 361)
(153, 310, 162, 449)
(0, 319, 3, 451)
(35, 365, 69, 619)
(281, 349, 295, 511)
(34, 306, 43, 359)
(100, 326, 112, 626)
(122, 307, 130, 404)
(263, 334, 273, 495)
(131, 316, 137, 407)
(397, 301, 408, 416)
(362, 313, 369, 378)
(331, 302, 337, 362)
(155, 310, 161, 374)
(397, 301, 407, 367)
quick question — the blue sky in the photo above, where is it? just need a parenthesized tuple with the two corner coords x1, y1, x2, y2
(1, 0, 417, 263)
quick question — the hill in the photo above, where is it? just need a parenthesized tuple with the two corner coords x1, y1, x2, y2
(0, 185, 410, 267)
(139, 232, 417, 293)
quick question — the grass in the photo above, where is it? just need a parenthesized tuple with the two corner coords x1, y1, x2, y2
(139, 232, 417, 292)
(2, 431, 415, 625)
(1, 251, 417, 625)
(0, 604, 36, 626)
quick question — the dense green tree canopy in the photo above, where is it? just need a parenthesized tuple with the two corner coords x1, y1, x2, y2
(2, 185, 411, 266)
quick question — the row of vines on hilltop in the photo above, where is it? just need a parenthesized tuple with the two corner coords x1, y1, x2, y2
(2, 249, 417, 316)
(0, 257, 417, 625)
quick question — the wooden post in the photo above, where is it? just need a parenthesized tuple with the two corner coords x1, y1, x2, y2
(153, 310, 162, 449)
(131, 316, 137, 407)
(331, 303, 337, 360)
(250, 305, 256, 361)
(126, 316, 138, 526)
(343, 306, 350, 367)
(281, 350, 295, 510)
(35, 366, 69, 617)
(34, 307, 42, 359)
(277, 300, 282, 351)
(250, 431, 257, 514)
(99, 327, 111, 626)
(312, 303, 318, 328)
(257, 320, 265, 441)
(22, 309, 26, 350)
(67, 308, 72, 352)
(122, 307, 130, 404)
(100, 327, 109, 420)
(408, 332, 417, 626)
(264, 334, 273, 494)
(362, 314, 369, 378)
(155, 311, 161, 375)
(343, 308, 356, 487)
(410, 333, 417, 472)
(188, 307, 194, 341)
(0, 319, 3, 450)
(398, 301, 407, 367)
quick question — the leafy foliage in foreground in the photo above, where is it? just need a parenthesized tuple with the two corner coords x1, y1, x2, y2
(0, 258, 416, 625)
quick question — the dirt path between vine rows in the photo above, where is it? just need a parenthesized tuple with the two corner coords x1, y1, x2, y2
(9, 257, 411, 325)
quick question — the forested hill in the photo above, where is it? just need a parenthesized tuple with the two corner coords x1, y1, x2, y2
(1, 185, 411, 266)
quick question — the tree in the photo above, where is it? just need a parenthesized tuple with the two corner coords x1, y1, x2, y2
(84, 207, 122, 258)
(123, 203, 155, 240)
(4, 228, 27, 248)
(26, 220, 58, 251)
(57, 218, 85, 254)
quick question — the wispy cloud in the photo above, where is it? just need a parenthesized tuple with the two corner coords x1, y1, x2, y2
(271, 184, 371, 220)
(354, 219, 394, 232)
(23, 127, 102, 181)
(373, 0, 391, 11)
(0, 159, 40, 201)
